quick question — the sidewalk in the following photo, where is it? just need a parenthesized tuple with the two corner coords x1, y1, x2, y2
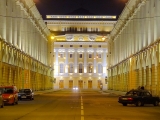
(102, 90, 126, 96)
(33, 89, 55, 95)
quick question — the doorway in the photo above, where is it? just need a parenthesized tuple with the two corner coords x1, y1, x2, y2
(59, 80, 64, 89)
(88, 80, 92, 88)
(78, 80, 83, 89)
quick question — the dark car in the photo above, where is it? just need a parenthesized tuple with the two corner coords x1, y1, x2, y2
(118, 89, 159, 106)
(18, 89, 34, 100)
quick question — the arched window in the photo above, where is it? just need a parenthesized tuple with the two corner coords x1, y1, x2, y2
(88, 63, 93, 73)
(98, 64, 103, 73)
(60, 63, 64, 73)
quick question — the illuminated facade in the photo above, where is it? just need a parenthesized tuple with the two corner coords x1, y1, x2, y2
(108, 0, 160, 96)
(45, 14, 116, 90)
(0, 0, 54, 90)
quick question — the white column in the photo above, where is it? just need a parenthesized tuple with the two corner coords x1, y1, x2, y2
(103, 50, 107, 74)
(16, 4, 21, 49)
(6, 0, 12, 43)
(94, 51, 96, 73)
(65, 49, 68, 73)
(74, 50, 77, 73)
(12, 0, 17, 46)
(0, 0, 6, 39)
(55, 50, 59, 76)
(156, 0, 160, 37)
(84, 50, 87, 73)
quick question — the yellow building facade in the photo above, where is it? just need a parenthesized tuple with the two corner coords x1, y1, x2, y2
(108, 0, 160, 96)
(0, 0, 54, 91)
(45, 14, 116, 90)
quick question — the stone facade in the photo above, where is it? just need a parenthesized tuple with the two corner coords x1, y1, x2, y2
(0, 0, 54, 91)
(108, 0, 160, 96)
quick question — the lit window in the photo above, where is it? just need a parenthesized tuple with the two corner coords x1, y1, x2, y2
(60, 63, 64, 73)
(88, 64, 93, 73)
(98, 54, 101, 58)
(59, 53, 64, 58)
(98, 64, 103, 73)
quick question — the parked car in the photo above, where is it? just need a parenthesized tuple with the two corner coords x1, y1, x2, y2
(118, 89, 159, 106)
(0, 86, 18, 105)
(18, 89, 34, 100)
(0, 90, 4, 108)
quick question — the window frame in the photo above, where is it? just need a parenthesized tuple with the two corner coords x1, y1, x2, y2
(79, 53, 83, 58)
(89, 53, 92, 58)
(79, 63, 83, 73)
(60, 63, 64, 73)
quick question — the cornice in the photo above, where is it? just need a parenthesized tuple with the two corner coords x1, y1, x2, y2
(54, 42, 107, 45)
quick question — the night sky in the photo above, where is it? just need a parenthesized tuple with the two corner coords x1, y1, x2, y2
(33, 0, 128, 19)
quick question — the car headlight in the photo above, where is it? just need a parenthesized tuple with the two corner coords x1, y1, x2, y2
(9, 95, 14, 99)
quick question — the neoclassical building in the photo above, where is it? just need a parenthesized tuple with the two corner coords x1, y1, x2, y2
(1, 0, 159, 95)
(108, 0, 160, 96)
(45, 13, 116, 90)
(0, 0, 54, 91)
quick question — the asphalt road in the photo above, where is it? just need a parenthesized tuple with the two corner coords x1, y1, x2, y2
(0, 89, 160, 120)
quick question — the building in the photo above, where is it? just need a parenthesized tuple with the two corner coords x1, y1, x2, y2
(0, 0, 54, 90)
(108, 0, 160, 96)
(44, 10, 117, 90)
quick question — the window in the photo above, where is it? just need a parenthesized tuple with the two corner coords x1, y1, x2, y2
(98, 45, 101, 48)
(80, 45, 82, 47)
(59, 53, 64, 58)
(70, 45, 73, 47)
(88, 64, 93, 73)
(79, 64, 83, 73)
(79, 54, 83, 58)
(70, 54, 73, 58)
(98, 54, 101, 58)
(69, 64, 73, 73)
(89, 45, 92, 47)
(89, 54, 92, 58)
(60, 64, 64, 73)
(98, 64, 103, 73)
(60, 45, 63, 47)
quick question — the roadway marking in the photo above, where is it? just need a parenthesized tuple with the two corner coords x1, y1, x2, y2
(81, 96, 84, 120)
(81, 105, 83, 109)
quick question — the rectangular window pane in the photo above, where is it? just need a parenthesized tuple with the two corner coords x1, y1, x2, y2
(60, 64, 64, 73)
(98, 54, 101, 58)
(79, 64, 83, 73)
(69, 64, 73, 73)
(70, 54, 73, 58)
(89, 54, 92, 58)
(79, 54, 82, 58)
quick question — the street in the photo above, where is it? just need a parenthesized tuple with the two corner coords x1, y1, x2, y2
(0, 89, 160, 120)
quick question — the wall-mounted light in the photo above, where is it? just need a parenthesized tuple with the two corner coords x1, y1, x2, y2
(51, 36, 54, 40)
